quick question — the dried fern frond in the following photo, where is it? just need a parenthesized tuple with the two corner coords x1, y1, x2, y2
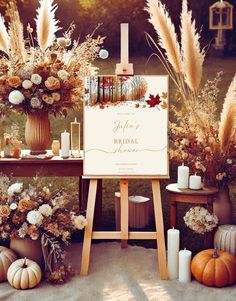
(7, 2, 26, 63)
(36, 0, 60, 52)
(180, 0, 205, 92)
(146, 0, 182, 74)
(0, 14, 10, 55)
(219, 74, 236, 151)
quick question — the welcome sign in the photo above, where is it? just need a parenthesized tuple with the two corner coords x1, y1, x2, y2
(83, 75, 169, 177)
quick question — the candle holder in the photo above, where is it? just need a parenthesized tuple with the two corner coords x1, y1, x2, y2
(70, 118, 81, 158)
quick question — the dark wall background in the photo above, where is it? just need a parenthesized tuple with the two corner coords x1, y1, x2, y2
(0, 0, 236, 56)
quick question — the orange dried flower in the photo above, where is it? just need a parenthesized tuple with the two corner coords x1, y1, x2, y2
(18, 199, 38, 212)
(7, 76, 22, 88)
(45, 76, 60, 90)
(45, 223, 60, 237)
(0, 205, 11, 217)
(12, 212, 26, 225)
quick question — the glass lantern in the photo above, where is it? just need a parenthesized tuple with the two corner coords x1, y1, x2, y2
(209, 1, 233, 30)
(209, 1, 234, 49)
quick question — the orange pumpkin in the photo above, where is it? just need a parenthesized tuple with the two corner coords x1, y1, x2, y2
(191, 249, 236, 287)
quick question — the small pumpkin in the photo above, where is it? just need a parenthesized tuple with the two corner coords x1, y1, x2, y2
(214, 225, 236, 256)
(7, 258, 42, 290)
(0, 246, 17, 282)
(191, 248, 236, 287)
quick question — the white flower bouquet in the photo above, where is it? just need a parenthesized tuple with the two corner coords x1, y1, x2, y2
(184, 206, 218, 234)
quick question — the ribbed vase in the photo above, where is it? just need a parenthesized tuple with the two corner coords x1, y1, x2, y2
(25, 111, 51, 155)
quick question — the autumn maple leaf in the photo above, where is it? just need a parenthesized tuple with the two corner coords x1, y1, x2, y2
(146, 94, 161, 107)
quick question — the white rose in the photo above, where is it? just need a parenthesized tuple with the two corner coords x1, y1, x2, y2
(72, 215, 87, 230)
(31, 74, 42, 85)
(9, 90, 25, 105)
(22, 80, 33, 89)
(10, 203, 18, 210)
(39, 204, 53, 217)
(27, 210, 43, 225)
(57, 70, 69, 81)
(7, 183, 23, 196)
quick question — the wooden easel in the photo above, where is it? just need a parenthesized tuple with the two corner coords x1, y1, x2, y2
(80, 24, 168, 280)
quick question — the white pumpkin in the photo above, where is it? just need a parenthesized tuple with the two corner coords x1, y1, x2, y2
(7, 258, 42, 290)
(214, 225, 236, 256)
(0, 246, 17, 282)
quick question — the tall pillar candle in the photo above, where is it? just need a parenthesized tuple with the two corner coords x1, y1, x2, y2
(61, 130, 70, 159)
(177, 163, 189, 189)
(167, 228, 180, 279)
(179, 249, 192, 283)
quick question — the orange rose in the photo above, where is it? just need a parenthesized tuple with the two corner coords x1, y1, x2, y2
(18, 199, 38, 212)
(0, 205, 10, 217)
(7, 76, 22, 88)
(45, 76, 60, 90)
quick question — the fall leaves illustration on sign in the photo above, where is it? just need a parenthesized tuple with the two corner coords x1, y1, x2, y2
(85, 75, 168, 110)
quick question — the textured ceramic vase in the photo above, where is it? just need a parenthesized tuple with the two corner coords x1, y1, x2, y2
(25, 111, 51, 155)
(10, 238, 44, 267)
(213, 186, 232, 225)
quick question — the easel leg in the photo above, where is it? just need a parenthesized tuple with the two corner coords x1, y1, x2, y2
(152, 179, 168, 280)
(120, 179, 128, 248)
(80, 179, 97, 276)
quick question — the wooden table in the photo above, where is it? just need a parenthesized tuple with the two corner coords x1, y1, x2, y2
(0, 151, 102, 228)
(166, 183, 219, 247)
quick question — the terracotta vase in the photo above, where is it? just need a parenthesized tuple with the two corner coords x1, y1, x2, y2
(25, 111, 51, 155)
(10, 238, 44, 267)
(213, 186, 233, 225)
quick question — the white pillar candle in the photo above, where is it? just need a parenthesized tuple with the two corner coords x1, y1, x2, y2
(189, 174, 201, 190)
(178, 249, 192, 283)
(167, 228, 180, 279)
(177, 163, 189, 189)
(61, 130, 70, 159)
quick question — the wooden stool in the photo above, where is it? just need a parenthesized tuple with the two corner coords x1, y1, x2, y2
(166, 183, 218, 248)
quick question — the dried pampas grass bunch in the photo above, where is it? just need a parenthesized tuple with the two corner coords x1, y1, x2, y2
(146, 0, 236, 187)
(146, 0, 205, 103)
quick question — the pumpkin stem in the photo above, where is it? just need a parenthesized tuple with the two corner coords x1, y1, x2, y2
(213, 248, 219, 258)
(23, 257, 28, 268)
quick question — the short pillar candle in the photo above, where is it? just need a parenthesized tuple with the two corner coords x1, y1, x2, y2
(189, 174, 202, 190)
(178, 249, 192, 283)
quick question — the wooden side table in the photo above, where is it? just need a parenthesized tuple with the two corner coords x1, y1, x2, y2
(166, 183, 219, 248)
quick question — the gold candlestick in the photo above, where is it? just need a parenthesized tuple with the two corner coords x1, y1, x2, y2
(70, 117, 81, 157)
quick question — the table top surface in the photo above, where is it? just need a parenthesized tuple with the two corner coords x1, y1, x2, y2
(0, 150, 83, 164)
(166, 183, 219, 195)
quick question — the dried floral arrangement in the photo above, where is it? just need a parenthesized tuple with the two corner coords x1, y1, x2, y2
(146, 0, 236, 187)
(184, 206, 218, 234)
(0, 0, 104, 117)
(0, 174, 87, 284)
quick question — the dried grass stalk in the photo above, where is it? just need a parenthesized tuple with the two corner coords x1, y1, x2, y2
(180, 0, 205, 92)
(219, 74, 236, 151)
(0, 14, 9, 55)
(36, 0, 60, 52)
(7, 2, 26, 63)
(146, 0, 182, 74)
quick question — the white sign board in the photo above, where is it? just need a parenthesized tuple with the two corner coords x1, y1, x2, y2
(84, 75, 169, 178)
